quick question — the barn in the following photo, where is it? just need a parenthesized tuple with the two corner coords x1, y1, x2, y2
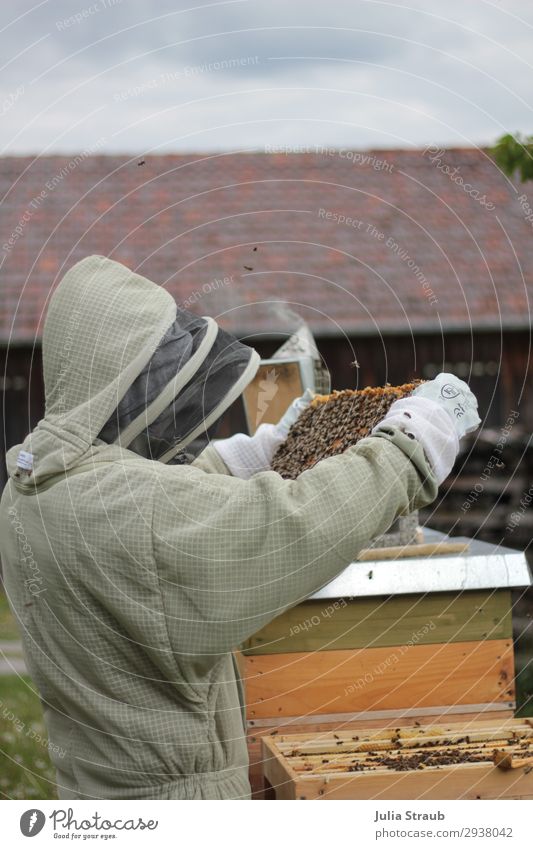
(1, 147, 532, 546)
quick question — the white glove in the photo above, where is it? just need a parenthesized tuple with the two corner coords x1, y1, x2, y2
(412, 372, 481, 440)
(371, 395, 460, 485)
(213, 423, 285, 479)
(213, 389, 315, 479)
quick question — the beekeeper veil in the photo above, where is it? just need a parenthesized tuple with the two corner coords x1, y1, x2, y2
(99, 309, 260, 464)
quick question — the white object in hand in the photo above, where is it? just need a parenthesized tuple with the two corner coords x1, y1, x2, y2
(411, 372, 481, 440)
(371, 395, 461, 485)
(213, 388, 315, 479)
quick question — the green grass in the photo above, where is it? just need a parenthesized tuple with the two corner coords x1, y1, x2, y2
(0, 590, 21, 642)
(0, 590, 58, 798)
(0, 675, 58, 799)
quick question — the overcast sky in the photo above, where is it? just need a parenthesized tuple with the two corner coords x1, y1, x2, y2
(2, 0, 532, 155)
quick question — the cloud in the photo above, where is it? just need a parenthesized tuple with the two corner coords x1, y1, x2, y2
(2, 0, 533, 154)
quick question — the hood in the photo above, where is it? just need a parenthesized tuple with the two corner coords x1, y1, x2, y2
(98, 300, 260, 464)
(6, 255, 259, 488)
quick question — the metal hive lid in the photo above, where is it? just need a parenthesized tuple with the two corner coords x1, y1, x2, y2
(310, 528, 532, 599)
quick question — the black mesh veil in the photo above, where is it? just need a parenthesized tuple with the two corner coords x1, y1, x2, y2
(99, 309, 259, 463)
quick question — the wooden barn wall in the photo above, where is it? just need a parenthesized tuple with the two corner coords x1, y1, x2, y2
(303, 331, 532, 431)
(1, 330, 531, 492)
(1, 346, 44, 491)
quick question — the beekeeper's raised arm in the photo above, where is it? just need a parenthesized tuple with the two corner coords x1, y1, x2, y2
(153, 373, 479, 654)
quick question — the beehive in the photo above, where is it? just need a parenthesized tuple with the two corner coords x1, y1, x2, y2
(240, 531, 530, 797)
(261, 720, 533, 799)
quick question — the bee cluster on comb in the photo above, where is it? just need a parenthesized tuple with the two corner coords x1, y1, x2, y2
(271, 381, 424, 480)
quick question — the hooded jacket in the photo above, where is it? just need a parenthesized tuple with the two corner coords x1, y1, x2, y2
(0, 255, 438, 799)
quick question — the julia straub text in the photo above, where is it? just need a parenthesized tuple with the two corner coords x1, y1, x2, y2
(374, 810, 445, 822)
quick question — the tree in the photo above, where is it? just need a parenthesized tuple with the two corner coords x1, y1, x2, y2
(491, 133, 533, 182)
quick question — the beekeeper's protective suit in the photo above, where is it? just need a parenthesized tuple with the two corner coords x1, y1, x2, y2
(0, 256, 476, 800)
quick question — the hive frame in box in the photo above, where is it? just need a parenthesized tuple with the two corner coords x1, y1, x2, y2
(261, 719, 533, 800)
(241, 528, 531, 797)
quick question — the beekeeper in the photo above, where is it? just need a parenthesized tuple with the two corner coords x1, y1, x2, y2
(0, 256, 480, 800)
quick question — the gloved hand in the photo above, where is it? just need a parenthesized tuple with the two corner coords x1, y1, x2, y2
(371, 395, 460, 485)
(213, 388, 315, 479)
(370, 373, 481, 485)
(412, 373, 481, 439)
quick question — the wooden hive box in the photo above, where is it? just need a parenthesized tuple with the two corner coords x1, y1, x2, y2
(261, 719, 533, 799)
(239, 530, 531, 797)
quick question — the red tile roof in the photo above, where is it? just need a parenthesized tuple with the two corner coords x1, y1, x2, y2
(1, 149, 532, 342)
